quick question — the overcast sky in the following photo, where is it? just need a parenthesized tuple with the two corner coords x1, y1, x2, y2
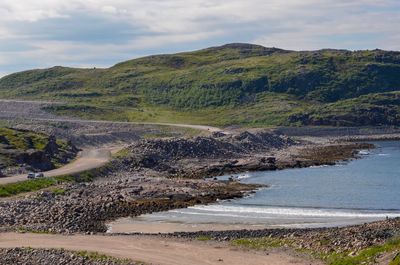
(1, 0, 399, 77)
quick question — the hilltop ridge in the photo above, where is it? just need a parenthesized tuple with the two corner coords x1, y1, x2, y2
(0, 43, 399, 127)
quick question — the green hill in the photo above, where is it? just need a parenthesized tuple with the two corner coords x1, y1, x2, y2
(1, 43, 399, 127)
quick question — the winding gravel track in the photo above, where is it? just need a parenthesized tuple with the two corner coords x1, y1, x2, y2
(0, 99, 225, 184)
(0, 233, 320, 265)
(0, 146, 123, 185)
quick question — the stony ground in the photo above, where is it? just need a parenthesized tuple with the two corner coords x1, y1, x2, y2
(166, 218, 400, 255)
(0, 248, 139, 265)
(0, 100, 194, 147)
(0, 173, 257, 233)
(0, 129, 372, 234)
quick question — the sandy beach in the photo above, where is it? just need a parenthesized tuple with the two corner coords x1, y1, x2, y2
(0, 232, 321, 265)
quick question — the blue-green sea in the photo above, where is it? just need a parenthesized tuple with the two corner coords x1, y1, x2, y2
(129, 141, 400, 228)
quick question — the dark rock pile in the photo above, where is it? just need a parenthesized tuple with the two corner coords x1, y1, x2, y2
(229, 131, 293, 150)
(0, 248, 138, 265)
(123, 131, 294, 177)
(130, 136, 242, 160)
(130, 131, 293, 160)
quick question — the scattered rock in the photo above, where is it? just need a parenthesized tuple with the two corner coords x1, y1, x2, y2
(0, 248, 138, 265)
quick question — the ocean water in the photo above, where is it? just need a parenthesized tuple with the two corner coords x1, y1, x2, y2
(122, 141, 400, 228)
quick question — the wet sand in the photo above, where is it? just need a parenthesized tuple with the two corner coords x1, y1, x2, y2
(107, 216, 386, 234)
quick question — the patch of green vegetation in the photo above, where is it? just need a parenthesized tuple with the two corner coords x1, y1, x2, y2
(1, 43, 400, 126)
(0, 178, 58, 197)
(16, 227, 56, 234)
(0, 158, 116, 197)
(196, 235, 213, 241)
(232, 236, 400, 265)
(325, 238, 400, 265)
(390, 253, 400, 265)
(0, 127, 49, 151)
(48, 187, 66, 196)
(0, 176, 80, 197)
(289, 91, 400, 126)
(54, 171, 95, 183)
(231, 237, 290, 249)
(0, 172, 96, 198)
(75, 250, 133, 264)
(112, 148, 130, 158)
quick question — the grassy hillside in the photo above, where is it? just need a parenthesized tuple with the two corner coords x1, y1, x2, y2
(1, 43, 399, 126)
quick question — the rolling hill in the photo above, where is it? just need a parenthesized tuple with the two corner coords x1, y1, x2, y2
(0, 43, 399, 127)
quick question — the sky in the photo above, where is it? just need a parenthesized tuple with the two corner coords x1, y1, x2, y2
(1, 0, 400, 77)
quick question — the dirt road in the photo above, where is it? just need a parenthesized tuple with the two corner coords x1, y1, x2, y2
(0, 146, 122, 185)
(0, 99, 227, 185)
(0, 99, 224, 133)
(0, 233, 320, 265)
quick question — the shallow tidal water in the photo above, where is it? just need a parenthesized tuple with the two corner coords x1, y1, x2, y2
(109, 141, 400, 233)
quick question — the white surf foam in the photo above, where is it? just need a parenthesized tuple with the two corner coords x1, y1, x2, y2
(358, 150, 370, 155)
(179, 205, 400, 219)
(237, 173, 252, 179)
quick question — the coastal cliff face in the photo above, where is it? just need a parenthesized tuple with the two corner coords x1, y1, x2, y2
(0, 128, 78, 176)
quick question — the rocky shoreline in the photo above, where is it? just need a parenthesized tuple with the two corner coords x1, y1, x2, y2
(0, 174, 258, 233)
(1, 127, 396, 265)
(0, 248, 139, 265)
(0, 131, 376, 234)
(151, 218, 400, 255)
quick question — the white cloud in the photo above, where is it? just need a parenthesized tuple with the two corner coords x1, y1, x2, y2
(101, 5, 118, 14)
(0, 0, 74, 22)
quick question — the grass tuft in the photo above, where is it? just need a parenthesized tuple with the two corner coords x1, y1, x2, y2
(196, 235, 213, 241)
(231, 237, 289, 249)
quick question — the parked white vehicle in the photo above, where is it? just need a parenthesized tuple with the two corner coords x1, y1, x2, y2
(27, 172, 44, 179)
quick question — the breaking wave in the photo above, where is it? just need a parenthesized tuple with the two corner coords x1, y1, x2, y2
(171, 205, 400, 219)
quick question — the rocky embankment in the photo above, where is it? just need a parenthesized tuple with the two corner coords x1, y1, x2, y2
(0, 174, 257, 233)
(0, 248, 139, 265)
(119, 131, 372, 178)
(122, 131, 295, 177)
(167, 218, 400, 255)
